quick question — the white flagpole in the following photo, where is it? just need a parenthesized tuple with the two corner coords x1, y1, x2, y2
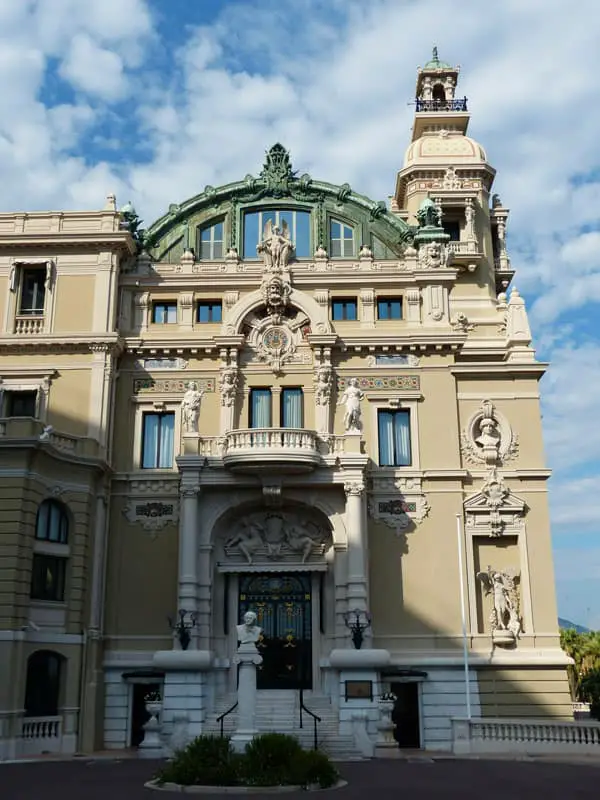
(456, 513, 472, 719)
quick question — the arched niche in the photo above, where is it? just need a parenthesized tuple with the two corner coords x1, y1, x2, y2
(222, 288, 332, 337)
(211, 498, 335, 572)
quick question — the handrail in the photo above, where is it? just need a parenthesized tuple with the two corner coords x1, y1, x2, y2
(216, 701, 238, 738)
(299, 688, 321, 751)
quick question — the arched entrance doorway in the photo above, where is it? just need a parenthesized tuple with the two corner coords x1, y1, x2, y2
(239, 573, 312, 690)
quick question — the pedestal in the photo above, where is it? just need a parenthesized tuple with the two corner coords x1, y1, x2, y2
(375, 700, 399, 758)
(139, 701, 164, 759)
(231, 642, 263, 754)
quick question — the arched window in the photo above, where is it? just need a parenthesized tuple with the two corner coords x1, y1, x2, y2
(35, 499, 69, 544)
(24, 650, 63, 717)
(432, 84, 446, 103)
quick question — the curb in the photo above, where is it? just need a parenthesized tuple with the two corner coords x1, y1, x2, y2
(145, 779, 348, 794)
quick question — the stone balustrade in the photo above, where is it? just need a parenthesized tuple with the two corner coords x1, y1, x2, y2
(19, 716, 62, 756)
(452, 716, 600, 756)
(0, 417, 100, 459)
(14, 315, 45, 334)
(221, 427, 322, 473)
(448, 240, 479, 255)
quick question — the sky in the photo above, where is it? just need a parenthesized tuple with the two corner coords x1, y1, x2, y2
(1, 0, 599, 628)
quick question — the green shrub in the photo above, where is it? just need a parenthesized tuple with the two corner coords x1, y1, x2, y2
(155, 735, 240, 787)
(290, 749, 340, 789)
(154, 731, 339, 790)
(242, 732, 304, 786)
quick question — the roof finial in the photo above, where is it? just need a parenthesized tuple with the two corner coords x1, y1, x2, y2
(432, 45, 439, 62)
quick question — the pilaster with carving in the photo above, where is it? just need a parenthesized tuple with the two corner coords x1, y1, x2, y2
(313, 348, 333, 435)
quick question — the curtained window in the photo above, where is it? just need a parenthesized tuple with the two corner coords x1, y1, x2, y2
(378, 409, 411, 466)
(249, 388, 272, 428)
(141, 412, 175, 468)
(281, 388, 303, 428)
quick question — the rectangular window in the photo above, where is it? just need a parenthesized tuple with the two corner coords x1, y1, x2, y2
(330, 220, 355, 258)
(249, 388, 272, 428)
(152, 302, 177, 324)
(243, 209, 311, 259)
(332, 298, 357, 321)
(19, 268, 46, 315)
(378, 409, 411, 466)
(197, 301, 222, 323)
(281, 388, 303, 428)
(199, 221, 224, 260)
(30, 554, 66, 602)
(3, 390, 37, 417)
(377, 298, 402, 320)
(141, 412, 175, 469)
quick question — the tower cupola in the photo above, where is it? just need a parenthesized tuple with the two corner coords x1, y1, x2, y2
(412, 47, 469, 141)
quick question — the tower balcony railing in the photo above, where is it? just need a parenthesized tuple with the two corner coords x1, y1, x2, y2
(222, 427, 322, 473)
(415, 97, 468, 112)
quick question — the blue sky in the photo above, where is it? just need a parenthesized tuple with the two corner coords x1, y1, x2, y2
(2, 0, 599, 628)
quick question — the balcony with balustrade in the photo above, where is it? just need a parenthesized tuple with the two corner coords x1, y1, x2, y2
(0, 417, 101, 460)
(221, 428, 324, 473)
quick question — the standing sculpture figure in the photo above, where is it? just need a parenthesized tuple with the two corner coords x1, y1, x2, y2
(338, 377, 364, 431)
(181, 382, 203, 433)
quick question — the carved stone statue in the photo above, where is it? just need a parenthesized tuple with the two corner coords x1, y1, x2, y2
(236, 610, 262, 646)
(314, 365, 333, 406)
(181, 381, 203, 433)
(219, 367, 238, 407)
(285, 522, 319, 563)
(261, 274, 291, 318)
(442, 166, 461, 190)
(257, 219, 294, 270)
(226, 519, 265, 564)
(477, 566, 521, 643)
(475, 417, 501, 459)
(314, 244, 328, 260)
(338, 377, 364, 432)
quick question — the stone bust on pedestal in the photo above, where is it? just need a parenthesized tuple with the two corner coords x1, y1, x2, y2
(236, 610, 262, 647)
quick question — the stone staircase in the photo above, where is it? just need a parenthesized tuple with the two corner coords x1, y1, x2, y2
(203, 690, 364, 760)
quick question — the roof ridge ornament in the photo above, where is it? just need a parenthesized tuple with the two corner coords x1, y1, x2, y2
(260, 143, 297, 198)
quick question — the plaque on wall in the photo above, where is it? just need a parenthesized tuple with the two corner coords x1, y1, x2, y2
(344, 680, 373, 700)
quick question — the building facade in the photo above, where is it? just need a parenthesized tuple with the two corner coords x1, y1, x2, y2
(0, 53, 571, 759)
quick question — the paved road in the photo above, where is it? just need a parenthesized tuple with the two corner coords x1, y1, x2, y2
(2, 757, 600, 799)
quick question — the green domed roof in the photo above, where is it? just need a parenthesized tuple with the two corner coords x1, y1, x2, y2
(423, 46, 452, 70)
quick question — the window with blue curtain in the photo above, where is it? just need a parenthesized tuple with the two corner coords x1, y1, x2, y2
(243, 209, 310, 258)
(377, 409, 411, 466)
(377, 297, 402, 320)
(141, 412, 175, 468)
(281, 388, 303, 428)
(249, 388, 272, 428)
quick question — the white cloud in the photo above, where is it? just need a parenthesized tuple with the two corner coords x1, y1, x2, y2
(59, 34, 127, 100)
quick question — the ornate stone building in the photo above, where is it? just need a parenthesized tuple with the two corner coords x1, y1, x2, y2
(0, 52, 571, 759)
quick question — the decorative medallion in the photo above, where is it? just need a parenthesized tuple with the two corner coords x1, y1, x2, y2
(460, 398, 519, 466)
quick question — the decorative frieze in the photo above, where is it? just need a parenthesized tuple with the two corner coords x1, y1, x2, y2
(133, 378, 215, 394)
(123, 499, 178, 532)
(337, 375, 420, 391)
(368, 492, 430, 533)
(135, 358, 189, 370)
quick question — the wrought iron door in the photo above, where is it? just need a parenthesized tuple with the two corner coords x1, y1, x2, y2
(239, 574, 312, 690)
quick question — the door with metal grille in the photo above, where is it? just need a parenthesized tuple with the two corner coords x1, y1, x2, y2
(238, 573, 312, 690)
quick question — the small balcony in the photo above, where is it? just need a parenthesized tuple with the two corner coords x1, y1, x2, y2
(14, 315, 45, 334)
(416, 97, 468, 112)
(222, 427, 322, 473)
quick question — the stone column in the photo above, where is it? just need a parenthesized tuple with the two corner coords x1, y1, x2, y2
(231, 642, 263, 753)
(343, 479, 369, 620)
(178, 479, 200, 645)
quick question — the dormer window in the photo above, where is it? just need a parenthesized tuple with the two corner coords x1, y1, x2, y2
(330, 220, 355, 258)
(198, 221, 224, 260)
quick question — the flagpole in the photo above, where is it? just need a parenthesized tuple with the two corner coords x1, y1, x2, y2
(456, 513, 472, 719)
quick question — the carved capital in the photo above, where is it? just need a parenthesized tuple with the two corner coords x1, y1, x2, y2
(180, 484, 200, 498)
(344, 480, 365, 497)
